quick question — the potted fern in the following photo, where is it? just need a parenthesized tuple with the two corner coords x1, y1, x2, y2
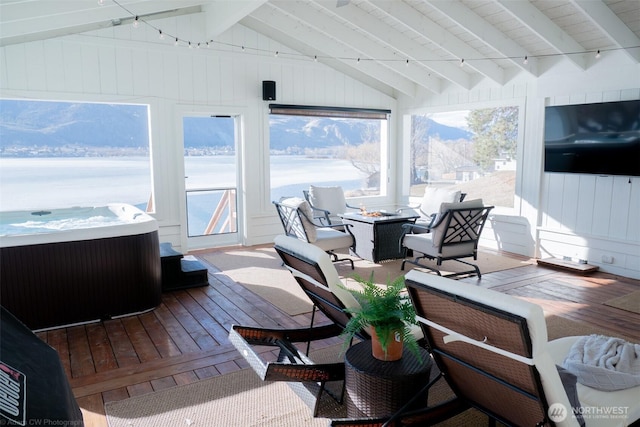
(340, 273, 421, 362)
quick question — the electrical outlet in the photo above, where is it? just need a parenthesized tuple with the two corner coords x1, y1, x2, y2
(601, 255, 614, 264)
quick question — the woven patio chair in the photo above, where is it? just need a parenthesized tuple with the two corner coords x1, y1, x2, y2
(331, 270, 640, 426)
(228, 235, 367, 416)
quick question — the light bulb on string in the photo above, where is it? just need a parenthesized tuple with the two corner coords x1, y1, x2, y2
(523, 56, 528, 65)
(158, 30, 164, 40)
(406, 59, 409, 67)
(174, 38, 179, 46)
(459, 58, 464, 67)
(595, 50, 601, 59)
(132, 16, 139, 28)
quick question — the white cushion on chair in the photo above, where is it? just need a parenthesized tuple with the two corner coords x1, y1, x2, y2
(280, 197, 318, 242)
(420, 187, 461, 217)
(309, 185, 348, 220)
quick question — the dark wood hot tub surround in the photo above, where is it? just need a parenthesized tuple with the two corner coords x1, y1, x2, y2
(1, 231, 162, 330)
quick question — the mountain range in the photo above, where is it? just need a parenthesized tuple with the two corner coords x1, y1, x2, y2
(0, 100, 471, 156)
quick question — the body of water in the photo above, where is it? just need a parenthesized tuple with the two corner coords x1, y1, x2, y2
(0, 156, 369, 234)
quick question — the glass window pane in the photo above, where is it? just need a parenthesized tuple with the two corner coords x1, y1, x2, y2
(0, 99, 152, 212)
(409, 107, 518, 208)
(269, 113, 386, 202)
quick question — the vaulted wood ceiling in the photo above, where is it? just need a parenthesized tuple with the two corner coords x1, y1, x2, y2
(2, 0, 639, 97)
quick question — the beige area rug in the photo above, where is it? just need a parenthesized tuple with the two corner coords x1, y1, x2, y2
(104, 315, 618, 427)
(603, 289, 640, 314)
(199, 246, 534, 316)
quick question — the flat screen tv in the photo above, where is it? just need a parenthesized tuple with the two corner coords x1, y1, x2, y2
(544, 99, 640, 176)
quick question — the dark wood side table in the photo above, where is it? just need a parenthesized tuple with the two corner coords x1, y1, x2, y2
(345, 340, 432, 418)
(339, 212, 418, 263)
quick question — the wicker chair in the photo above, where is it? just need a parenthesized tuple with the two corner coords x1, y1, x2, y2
(400, 198, 493, 278)
(331, 270, 640, 426)
(228, 235, 366, 416)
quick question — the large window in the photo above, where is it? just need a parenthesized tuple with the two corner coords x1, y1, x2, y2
(409, 106, 519, 208)
(0, 99, 152, 212)
(269, 105, 389, 203)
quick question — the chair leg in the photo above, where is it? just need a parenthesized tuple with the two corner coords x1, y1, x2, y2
(328, 251, 354, 269)
(401, 255, 482, 278)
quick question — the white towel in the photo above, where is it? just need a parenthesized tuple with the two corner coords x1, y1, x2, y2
(563, 334, 640, 391)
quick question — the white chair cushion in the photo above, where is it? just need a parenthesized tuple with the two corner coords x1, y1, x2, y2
(420, 187, 461, 217)
(313, 227, 354, 252)
(280, 197, 318, 242)
(309, 185, 347, 218)
(274, 234, 359, 310)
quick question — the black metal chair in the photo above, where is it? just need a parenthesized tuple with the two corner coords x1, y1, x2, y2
(400, 199, 493, 278)
(274, 197, 355, 269)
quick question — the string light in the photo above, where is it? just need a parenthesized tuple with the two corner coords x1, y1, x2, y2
(106, 0, 631, 66)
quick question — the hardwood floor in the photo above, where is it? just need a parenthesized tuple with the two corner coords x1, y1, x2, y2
(35, 249, 639, 427)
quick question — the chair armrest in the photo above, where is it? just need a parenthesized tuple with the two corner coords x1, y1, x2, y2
(396, 204, 419, 214)
(401, 222, 432, 233)
(307, 204, 332, 225)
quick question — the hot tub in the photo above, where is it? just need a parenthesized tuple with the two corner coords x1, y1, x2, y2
(1, 204, 162, 330)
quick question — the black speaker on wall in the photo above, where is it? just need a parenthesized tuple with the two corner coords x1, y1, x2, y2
(262, 81, 276, 101)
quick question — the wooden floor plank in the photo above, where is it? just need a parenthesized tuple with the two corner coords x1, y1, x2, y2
(29, 247, 638, 427)
(67, 325, 96, 378)
(85, 323, 118, 373)
(103, 319, 140, 368)
(120, 315, 162, 363)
